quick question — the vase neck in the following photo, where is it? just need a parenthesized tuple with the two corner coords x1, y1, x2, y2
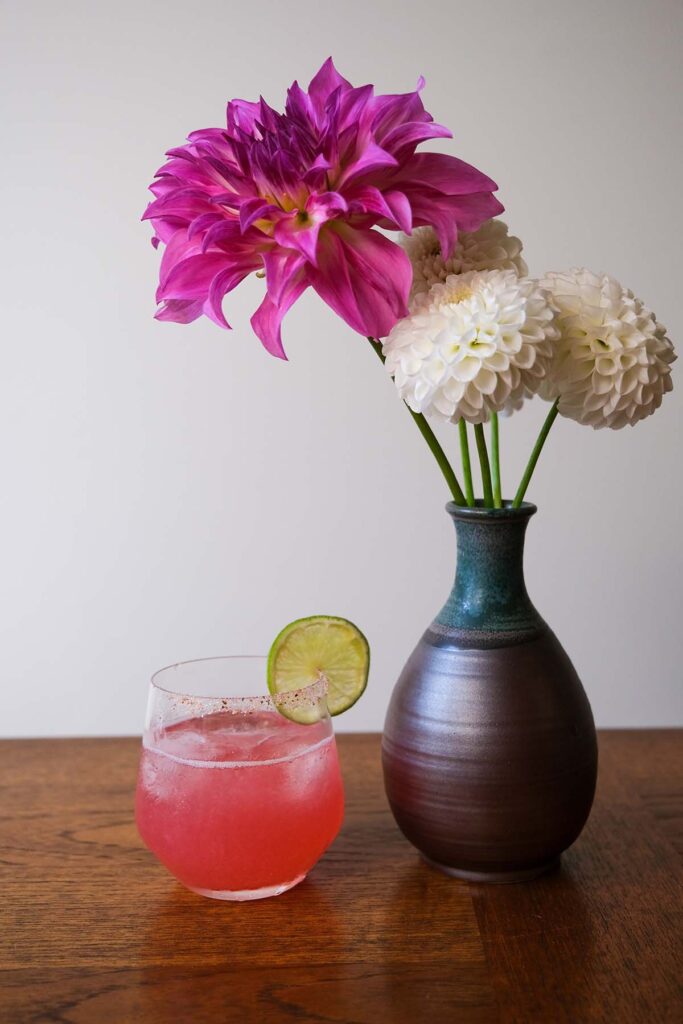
(430, 503, 545, 648)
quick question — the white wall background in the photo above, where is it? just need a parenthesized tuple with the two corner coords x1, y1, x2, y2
(2, 0, 682, 736)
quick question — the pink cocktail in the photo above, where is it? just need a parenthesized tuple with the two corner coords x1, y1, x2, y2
(135, 657, 344, 901)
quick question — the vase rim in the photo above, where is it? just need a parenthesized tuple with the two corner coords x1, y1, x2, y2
(446, 500, 537, 522)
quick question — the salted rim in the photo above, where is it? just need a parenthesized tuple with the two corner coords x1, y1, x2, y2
(150, 655, 328, 713)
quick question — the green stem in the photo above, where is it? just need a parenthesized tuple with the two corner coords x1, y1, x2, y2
(513, 399, 560, 508)
(407, 409, 467, 506)
(490, 413, 502, 508)
(458, 420, 475, 507)
(368, 338, 466, 505)
(473, 423, 494, 508)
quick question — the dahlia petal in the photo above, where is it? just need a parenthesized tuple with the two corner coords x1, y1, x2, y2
(208, 156, 252, 191)
(210, 191, 253, 211)
(251, 270, 309, 359)
(310, 225, 411, 337)
(158, 253, 233, 301)
(163, 146, 198, 162)
(309, 191, 349, 216)
(396, 152, 499, 196)
(257, 96, 282, 134)
(227, 98, 262, 135)
(477, 368, 498, 395)
(285, 81, 315, 125)
(262, 250, 307, 307)
(343, 184, 412, 233)
(438, 193, 505, 234)
(307, 238, 364, 333)
(194, 155, 244, 186)
(199, 220, 244, 252)
(337, 142, 399, 187)
(155, 155, 215, 181)
(383, 190, 413, 233)
(371, 82, 433, 140)
(158, 230, 201, 291)
(149, 178, 178, 199)
(303, 153, 334, 189)
(308, 58, 352, 118)
(344, 185, 395, 222)
(337, 83, 374, 131)
(151, 217, 187, 245)
(239, 197, 277, 232)
(407, 188, 504, 257)
(381, 120, 452, 159)
(403, 189, 460, 258)
(142, 189, 217, 224)
(204, 272, 234, 329)
(185, 128, 229, 145)
(273, 216, 321, 264)
(155, 298, 204, 324)
(215, 164, 255, 192)
(187, 212, 225, 240)
(204, 263, 258, 329)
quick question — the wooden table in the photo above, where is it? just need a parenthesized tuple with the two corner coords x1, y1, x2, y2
(1, 731, 681, 1023)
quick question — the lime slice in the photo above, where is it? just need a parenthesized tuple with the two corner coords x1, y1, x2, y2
(268, 615, 369, 718)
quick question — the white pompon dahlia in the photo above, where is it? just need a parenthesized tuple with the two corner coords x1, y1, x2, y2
(383, 269, 558, 424)
(540, 269, 676, 429)
(404, 219, 528, 298)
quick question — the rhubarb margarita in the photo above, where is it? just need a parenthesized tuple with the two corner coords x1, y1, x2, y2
(135, 658, 343, 900)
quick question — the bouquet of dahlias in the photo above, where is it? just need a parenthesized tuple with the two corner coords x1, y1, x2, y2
(144, 60, 675, 506)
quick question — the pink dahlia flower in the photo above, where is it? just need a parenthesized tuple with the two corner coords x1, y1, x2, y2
(144, 59, 503, 358)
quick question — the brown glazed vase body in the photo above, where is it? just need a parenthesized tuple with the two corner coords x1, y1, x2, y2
(382, 501, 598, 883)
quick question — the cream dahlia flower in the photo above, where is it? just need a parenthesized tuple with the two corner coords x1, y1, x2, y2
(540, 269, 676, 429)
(404, 220, 528, 298)
(383, 269, 558, 424)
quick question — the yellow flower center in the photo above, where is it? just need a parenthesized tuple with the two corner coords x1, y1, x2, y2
(447, 283, 474, 304)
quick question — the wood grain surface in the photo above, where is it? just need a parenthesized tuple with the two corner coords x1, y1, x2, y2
(0, 731, 681, 1023)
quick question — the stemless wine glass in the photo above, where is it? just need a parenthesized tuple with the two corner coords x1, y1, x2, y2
(135, 656, 344, 901)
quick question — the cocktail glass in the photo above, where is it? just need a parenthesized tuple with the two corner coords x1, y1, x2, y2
(135, 656, 344, 901)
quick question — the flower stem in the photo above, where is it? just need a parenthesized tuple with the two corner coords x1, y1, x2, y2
(368, 338, 466, 505)
(513, 399, 560, 508)
(473, 423, 494, 507)
(490, 412, 502, 508)
(407, 409, 467, 506)
(458, 420, 475, 507)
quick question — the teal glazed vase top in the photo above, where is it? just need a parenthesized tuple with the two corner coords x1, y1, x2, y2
(382, 501, 598, 883)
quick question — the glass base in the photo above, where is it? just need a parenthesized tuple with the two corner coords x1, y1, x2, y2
(187, 872, 306, 902)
